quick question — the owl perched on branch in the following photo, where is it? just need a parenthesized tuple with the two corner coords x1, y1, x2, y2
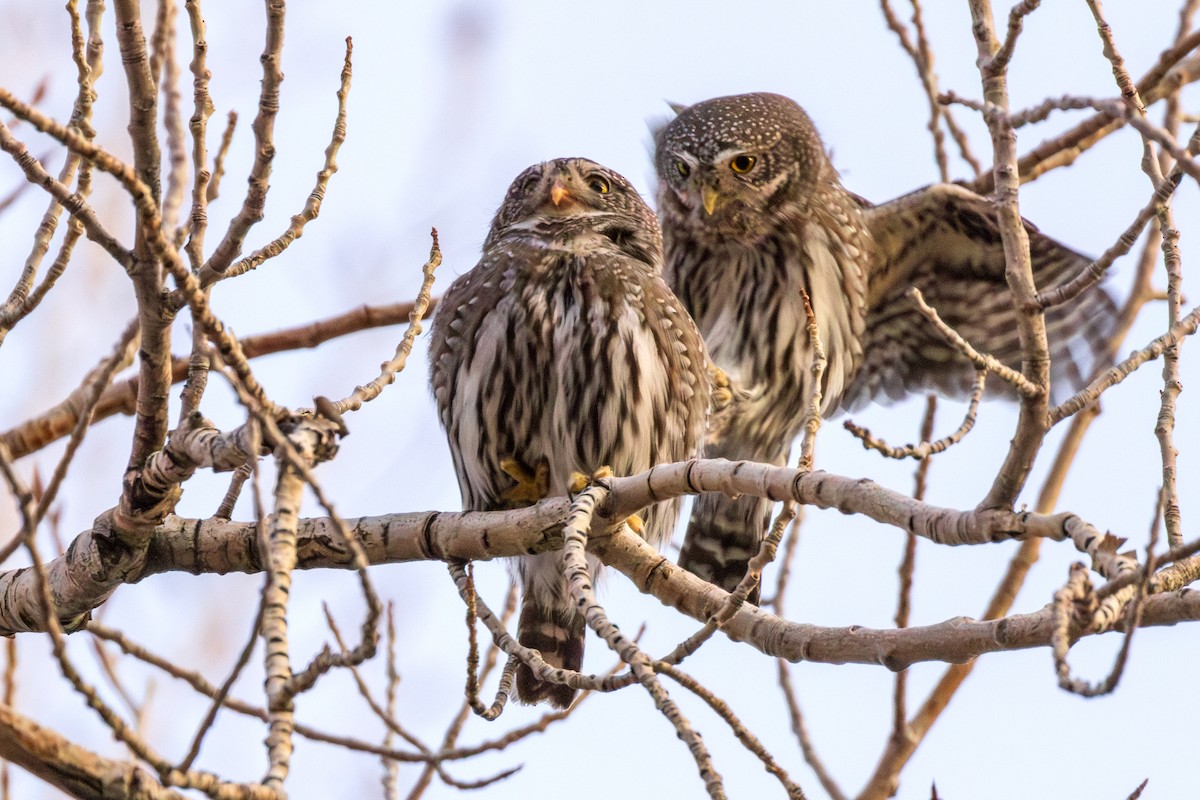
(653, 92, 1116, 594)
(430, 158, 710, 707)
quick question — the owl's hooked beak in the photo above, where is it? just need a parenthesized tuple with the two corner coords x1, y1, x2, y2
(550, 178, 571, 207)
(701, 185, 719, 216)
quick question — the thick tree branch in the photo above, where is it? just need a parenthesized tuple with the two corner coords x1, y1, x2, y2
(0, 460, 1186, 673)
(0, 702, 187, 800)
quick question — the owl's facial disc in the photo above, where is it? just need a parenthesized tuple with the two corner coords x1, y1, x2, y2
(533, 163, 616, 217)
(675, 149, 764, 221)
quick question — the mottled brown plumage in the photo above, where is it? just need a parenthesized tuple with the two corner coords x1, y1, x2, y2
(654, 92, 1116, 594)
(430, 158, 710, 706)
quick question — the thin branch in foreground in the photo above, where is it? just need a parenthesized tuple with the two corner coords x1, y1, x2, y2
(445, 561, 608, 698)
(562, 481, 725, 799)
(213, 463, 253, 520)
(1052, 508, 1159, 698)
(844, 371, 984, 460)
(1153, 214, 1185, 548)
(260, 432, 306, 792)
(207, 111, 237, 204)
(778, 660, 845, 800)
(197, 37, 355, 288)
(200, 0, 285, 277)
(1051, 298, 1200, 423)
(383, 604, 400, 800)
(760, 509, 803, 612)
(176, 568, 267, 773)
(990, 0, 1043, 74)
(332, 229, 442, 413)
(906, 288, 1042, 398)
(407, 584, 518, 799)
(1035, 157, 1185, 311)
(323, 605, 517, 792)
(181, 0, 216, 268)
(1125, 778, 1151, 800)
(153, 0, 187, 237)
(796, 288, 826, 471)
(966, 29, 1200, 193)
(0, 295, 441, 462)
(658, 663, 805, 799)
(892, 396, 935, 742)
(460, 564, 514, 720)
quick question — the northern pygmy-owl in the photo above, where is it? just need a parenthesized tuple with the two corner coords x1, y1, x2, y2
(430, 158, 710, 707)
(654, 92, 1115, 593)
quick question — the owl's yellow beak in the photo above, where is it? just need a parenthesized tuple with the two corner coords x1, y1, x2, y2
(550, 179, 570, 207)
(701, 186, 719, 216)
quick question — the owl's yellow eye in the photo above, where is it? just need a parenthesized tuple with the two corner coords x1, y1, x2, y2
(730, 155, 756, 174)
(588, 175, 611, 194)
(676, 160, 691, 178)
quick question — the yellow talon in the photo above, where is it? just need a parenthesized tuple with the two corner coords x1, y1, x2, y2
(499, 457, 550, 506)
(570, 465, 616, 494)
(706, 366, 751, 443)
(708, 365, 736, 413)
(569, 466, 642, 534)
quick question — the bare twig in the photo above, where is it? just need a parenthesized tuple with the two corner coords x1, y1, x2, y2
(1051, 299, 1200, 423)
(201, 0, 285, 277)
(182, 0, 215, 269)
(323, 605, 517, 791)
(198, 37, 355, 288)
(778, 661, 845, 800)
(176, 569, 268, 772)
(561, 481, 725, 799)
(332, 229, 441, 412)
(659, 663, 805, 799)
(968, 28, 1200, 192)
(844, 372, 984, 459)
(1, 296, 441, 461)
(892, 396, 935, 745)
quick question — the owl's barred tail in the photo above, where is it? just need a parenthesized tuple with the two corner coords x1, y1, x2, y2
(515, 601, 584, 709)
(678, 491, 775, 603)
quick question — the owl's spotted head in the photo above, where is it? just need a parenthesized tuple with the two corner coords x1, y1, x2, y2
(486, 158, 661, 264)
(653, 93, 831, 242)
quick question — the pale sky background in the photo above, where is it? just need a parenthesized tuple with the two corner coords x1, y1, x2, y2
(0, 2, 1197, 799)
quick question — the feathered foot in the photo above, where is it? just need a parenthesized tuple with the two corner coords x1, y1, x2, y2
(568, 466, 643, 534)
(499, 456, 550, 506)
